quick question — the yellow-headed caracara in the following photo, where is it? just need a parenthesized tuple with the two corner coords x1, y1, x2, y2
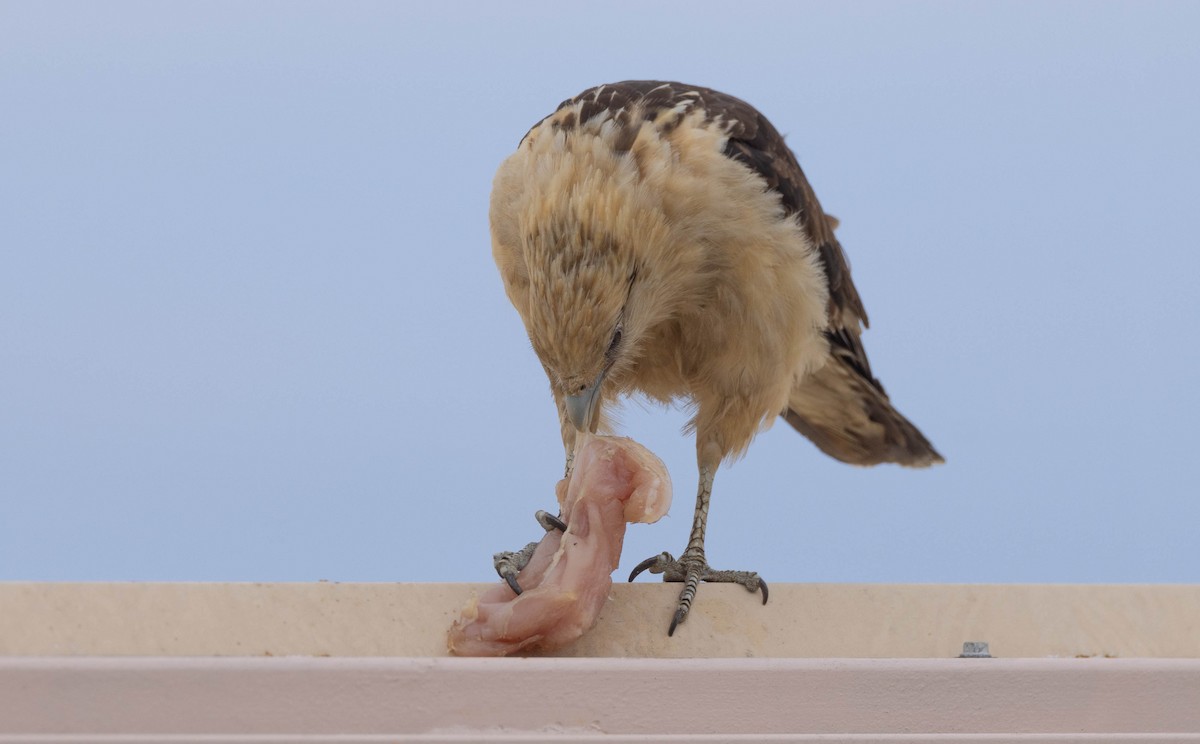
(490, 81, 943, 635)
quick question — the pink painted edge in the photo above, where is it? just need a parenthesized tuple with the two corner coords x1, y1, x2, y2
(2, 657, 1198, 737)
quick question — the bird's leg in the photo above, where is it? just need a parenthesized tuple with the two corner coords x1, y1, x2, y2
(491, 451, 575, 594)
(628, 460, 767, 635)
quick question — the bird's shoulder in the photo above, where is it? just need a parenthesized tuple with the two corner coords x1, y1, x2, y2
(522, 80, 760, 151)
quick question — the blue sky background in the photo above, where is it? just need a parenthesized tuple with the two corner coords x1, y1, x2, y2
(2, 1, 1198, 584)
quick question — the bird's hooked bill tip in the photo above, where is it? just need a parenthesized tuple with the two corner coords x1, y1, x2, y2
(564, 370, 607, 432)
(564, 389, 596, 432)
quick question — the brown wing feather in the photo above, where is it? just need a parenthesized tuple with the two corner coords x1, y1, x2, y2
(717, 104, 870, 337)
(676, 83, 942, 466)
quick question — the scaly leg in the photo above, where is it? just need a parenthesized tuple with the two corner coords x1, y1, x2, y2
(628, 462, 767, 635)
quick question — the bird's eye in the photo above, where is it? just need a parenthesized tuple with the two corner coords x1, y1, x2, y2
(606, 325, 623, 359)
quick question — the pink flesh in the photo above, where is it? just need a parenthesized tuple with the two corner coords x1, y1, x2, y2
(447, 434, 671, 656)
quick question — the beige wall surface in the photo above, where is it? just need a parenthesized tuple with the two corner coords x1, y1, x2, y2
(1, 582, 1198, 658)
(3, 583, 1199, 741)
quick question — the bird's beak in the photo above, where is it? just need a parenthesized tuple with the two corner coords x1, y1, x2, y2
(564, 369, 607, 433)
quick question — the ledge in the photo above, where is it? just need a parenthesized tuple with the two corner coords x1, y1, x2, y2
(2, 582, 1198, 658)
(3, 583, 1199, 741)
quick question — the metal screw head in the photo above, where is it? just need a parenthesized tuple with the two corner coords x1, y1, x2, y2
(959, 641, 992, 658)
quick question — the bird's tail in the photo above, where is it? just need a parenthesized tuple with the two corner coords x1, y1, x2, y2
(782, 353, 943, 467)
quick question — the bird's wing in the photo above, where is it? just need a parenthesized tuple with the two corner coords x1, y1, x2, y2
(711, 92, 880, 391)
(647, 82, 941, 466)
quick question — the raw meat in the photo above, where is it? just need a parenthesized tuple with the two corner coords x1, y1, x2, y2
(447, 433, 671, 656)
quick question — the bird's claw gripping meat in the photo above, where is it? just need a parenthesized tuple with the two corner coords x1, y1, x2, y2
(450, 434, 671, 656)
(492, 510, 569, 595)
(492, 542, 537, 595)
(628, 549, 768, 636)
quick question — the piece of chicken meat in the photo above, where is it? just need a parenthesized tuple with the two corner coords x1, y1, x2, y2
(448, 433, 671, 656)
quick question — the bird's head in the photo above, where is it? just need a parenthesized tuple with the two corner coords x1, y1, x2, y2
(491, 118, 693, 435)
(524, 226, 640, 434)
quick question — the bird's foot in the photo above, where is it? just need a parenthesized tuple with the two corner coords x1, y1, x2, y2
(492, 510, 566, 595)
(628, 549, 768, 636)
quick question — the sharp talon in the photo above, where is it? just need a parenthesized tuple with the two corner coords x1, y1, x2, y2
(493, 541, 538, 591)
(534, 509, 566, 532)
(628, 554, 662, 582)
(630, 549, 764, 633)
(668, 608, 684, 637)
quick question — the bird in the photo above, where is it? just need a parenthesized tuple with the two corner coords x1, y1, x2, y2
(489, 81, 943, 635)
